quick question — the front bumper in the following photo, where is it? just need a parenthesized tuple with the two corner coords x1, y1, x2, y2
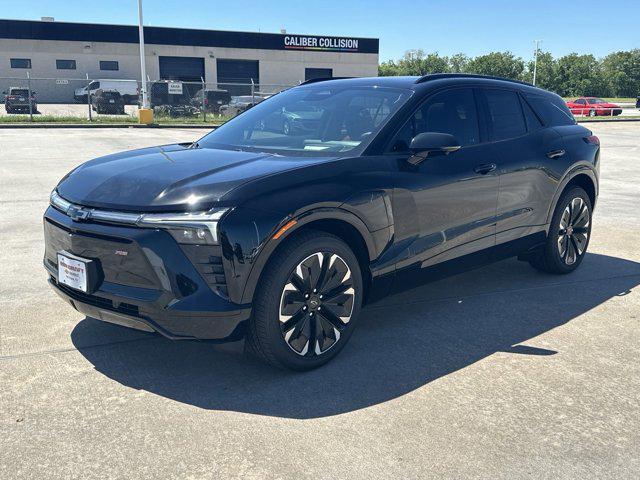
(44, 206, 251, 342)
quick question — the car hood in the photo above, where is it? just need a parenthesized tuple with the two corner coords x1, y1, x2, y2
(56, 143, 337, 212)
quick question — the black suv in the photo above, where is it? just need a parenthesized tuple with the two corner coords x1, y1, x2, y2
(44, 74, 599, 370)
(91, 89, 126, 115)
(4, 87, 37, 113)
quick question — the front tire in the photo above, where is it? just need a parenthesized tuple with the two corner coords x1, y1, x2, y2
(529, 187, 592, 274)
(247, 230, 363, 370)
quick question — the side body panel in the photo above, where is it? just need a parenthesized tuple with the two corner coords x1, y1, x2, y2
(217, 155, 396, 305)
(493, 127, 566, 245)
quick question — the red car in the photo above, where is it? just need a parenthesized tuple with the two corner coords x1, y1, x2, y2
(566, 97, 622, 117)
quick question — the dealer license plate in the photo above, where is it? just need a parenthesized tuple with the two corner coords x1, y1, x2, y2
(57, 253, 88, 292)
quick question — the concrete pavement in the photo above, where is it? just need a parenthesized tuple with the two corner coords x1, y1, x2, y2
(1, 124, 639, 479)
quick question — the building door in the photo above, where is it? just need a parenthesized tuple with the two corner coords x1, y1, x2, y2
(159, 56, 205, 82)
(305, 68, 333, 81)
(159, 56, 205, 98)
(216, 59, 259, 95)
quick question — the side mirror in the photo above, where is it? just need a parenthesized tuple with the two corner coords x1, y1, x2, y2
(408, 132, 461, 166)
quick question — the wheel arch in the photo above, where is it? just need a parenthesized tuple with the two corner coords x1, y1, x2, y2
(546, 167, 598, 225)
(240, 209, 376, 304)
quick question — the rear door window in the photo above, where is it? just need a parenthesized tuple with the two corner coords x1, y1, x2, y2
(524, 94, 575, 126)
(482, 89, 527, 141)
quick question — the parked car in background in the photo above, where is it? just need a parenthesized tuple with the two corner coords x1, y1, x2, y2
(566, 97, 622, 116)
(44, 74, 600, 370)
(3, 87, 37, 113)
(219, 95, 268, 117)
(74, 80, 138, 104)
(191, 88, 232, 114)
(636, 96, 640, 109)
(91, 89, 125, 115)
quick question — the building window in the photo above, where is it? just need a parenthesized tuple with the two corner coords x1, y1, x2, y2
(56, 59, 77, 70)
(10, 58, 31, 69)
(99, 61, 119, 71)
(305, 68, 333, 81)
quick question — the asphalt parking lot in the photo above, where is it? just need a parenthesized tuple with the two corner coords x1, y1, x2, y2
(1, 123, 639, 479)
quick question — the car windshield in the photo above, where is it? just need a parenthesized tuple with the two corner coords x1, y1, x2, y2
(198, 85, 412, 156)
(11, 89, 29, 96)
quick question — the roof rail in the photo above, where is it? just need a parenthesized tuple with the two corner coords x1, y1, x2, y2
(415, 73, 534, 87)
(299, 77, 352, 86)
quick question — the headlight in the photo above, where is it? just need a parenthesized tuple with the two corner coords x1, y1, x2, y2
(50, 190, 228, 244)
(137, 210, 228, 244)
(50, 190, 72, 212)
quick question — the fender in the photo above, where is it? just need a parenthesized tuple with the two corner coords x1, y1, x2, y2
(545, 163, 598, 226)
(239, 206, 382, 304)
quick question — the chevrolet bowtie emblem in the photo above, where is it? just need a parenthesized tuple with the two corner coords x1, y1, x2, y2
(68, 205, 91, 222)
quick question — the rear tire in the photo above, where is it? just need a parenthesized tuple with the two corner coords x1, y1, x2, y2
(529, 187, 592, 274)
(247, 230, 363, 370)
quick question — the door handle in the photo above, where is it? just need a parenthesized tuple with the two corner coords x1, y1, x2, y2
(547, 149, 565, 159)
(474, 163, 497, 175)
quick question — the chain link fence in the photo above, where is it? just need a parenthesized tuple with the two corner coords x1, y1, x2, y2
(0, 75, 295, 123)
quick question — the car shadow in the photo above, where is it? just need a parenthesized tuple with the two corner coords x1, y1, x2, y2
(71, 253, 640, 419)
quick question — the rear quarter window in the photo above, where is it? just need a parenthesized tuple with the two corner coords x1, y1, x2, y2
(524, 94, 576, 126)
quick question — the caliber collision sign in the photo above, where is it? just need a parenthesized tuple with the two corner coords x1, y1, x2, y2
(284, 35, 359, 52)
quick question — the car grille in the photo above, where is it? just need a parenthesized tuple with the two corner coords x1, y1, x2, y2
(44, 218, 158, 289)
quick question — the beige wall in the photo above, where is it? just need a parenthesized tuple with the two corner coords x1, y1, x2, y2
(0, 38, 378, 101)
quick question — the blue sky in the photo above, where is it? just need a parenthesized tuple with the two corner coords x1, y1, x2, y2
(1, 0, 638, 61)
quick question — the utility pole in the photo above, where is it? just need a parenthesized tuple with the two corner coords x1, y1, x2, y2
(137, 0, 148, 109)
(532, 39, 542, 86)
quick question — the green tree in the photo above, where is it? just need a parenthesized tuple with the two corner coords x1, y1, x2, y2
(379, 48, 640, 98)
(601, 50, 640, 97)
(379, 50, 450, 76)
(555, 53, 608, 97)
(465, 52, 525, 80)
(449, 53, 470, 73)
(525, 51, 557, 92)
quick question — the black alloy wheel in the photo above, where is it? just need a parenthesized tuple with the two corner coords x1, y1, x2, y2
(557, 196, 590, 266)
(279, 252, 355, 356)
(247, 230, 363, 370)
(529, 187, 592, 274)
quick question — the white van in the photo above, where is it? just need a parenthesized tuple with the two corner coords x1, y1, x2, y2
(74, 79, 138, 104)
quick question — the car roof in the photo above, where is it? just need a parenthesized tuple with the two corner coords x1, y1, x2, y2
(297, 74, 553, 96)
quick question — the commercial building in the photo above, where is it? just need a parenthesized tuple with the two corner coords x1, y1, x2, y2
(0, 18, 379, 102)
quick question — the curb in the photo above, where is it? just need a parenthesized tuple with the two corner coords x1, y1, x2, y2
(577, 118, 640, 123)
